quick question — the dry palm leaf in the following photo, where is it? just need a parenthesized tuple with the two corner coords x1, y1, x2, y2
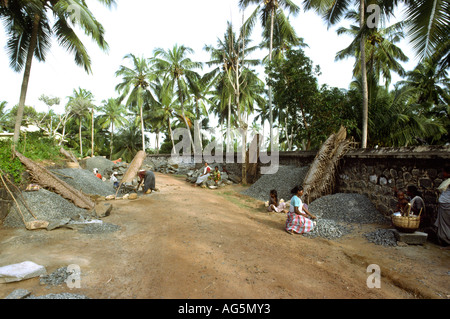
(302, 126, 350, 204)
(14, 151, 95, 210)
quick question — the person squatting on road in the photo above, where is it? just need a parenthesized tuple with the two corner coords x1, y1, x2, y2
(137, 169, 156, 194)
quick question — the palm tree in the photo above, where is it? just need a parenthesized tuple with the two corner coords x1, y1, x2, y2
(204, 21, 260, 157)
(239, 0, 301, 147)
(111, 123, 144, 163)
(336, 14, 408, 89)
(115, 53, 155, 151)
(401, 0, 450, 67)
(152, 44, 202, 154)
(0, 0, 115, 149)
(66, 88, 94, 158)
(368, 84, 447, 146)
(149, 78, 182, 154)
(97, 97, 128, 159)
(304, 0, 397, 148)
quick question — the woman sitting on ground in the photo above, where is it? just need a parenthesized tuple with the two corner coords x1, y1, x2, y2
(194, 162, 211, 186)
(285, 185, 316, 235)
(209, 166, 221, 184)
(267, 189, 287, 213)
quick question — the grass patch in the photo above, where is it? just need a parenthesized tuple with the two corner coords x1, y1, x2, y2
(216, 189, 257, 211)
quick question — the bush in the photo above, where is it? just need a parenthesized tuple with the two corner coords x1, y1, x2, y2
(0, 133, 65, 184)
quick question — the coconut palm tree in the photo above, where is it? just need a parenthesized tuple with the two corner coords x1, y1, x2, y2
(335, 14, 408, 89)
(0, 0, 115, 149)
(304, 0, 398, 148)
(400, 0, 450, 66)
(97, 97, 128, 159)
(66, 88, 94, 158)
(204, 21, 260, 155)
(152, 44, 202, 153)
(115, 53, 155, 151)
(148, 78, 185, 154)
(239, 0, 301, 147)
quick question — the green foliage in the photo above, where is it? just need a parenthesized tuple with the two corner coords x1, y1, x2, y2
(0, 140, 23, 183)
(0, 133, 65, 184)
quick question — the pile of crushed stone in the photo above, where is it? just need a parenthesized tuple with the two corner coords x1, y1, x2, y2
(50, 168, 116, 196)
(3, 188, 92, 228)
(364, 229, 398, 246)
(308, 193, 389, 225)
(241, 165, 309, 202)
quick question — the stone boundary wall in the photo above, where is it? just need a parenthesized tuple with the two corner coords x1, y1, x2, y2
(335, 146, 450, 227)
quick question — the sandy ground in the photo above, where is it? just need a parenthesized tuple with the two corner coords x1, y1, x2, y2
(0, 172, 449, 300)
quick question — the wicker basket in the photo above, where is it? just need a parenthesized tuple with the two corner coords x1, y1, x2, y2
(392, 204, 422, 233)
(392, 215, 420, 233)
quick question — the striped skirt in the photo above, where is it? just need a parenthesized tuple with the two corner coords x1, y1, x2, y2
(285, 211, 315, 234)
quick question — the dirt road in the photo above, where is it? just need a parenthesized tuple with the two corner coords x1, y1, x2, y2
(0, 172, 449, 299)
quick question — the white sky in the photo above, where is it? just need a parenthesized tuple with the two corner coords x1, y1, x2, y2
(0, 0, 418, 116)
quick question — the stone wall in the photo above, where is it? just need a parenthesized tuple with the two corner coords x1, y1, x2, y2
(334, 146, 450, 227)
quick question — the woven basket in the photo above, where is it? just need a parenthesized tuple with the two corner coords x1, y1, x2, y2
(392, 215, 420, 233)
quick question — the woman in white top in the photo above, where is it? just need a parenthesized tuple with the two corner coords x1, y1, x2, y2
(194, 162, 211, 186)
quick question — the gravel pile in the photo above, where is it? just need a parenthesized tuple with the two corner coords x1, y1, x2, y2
(241, 165, 309, 202)
(3, 188, 91, 228)
(50, 168, 116, 196)
(82, 156, 115, 177)
(364, 229, 398, 246)
(40, 266, 70, 286)
(308, 193, 389, 225)
(77, 222, 121, 234)
(303, 219, 354, 240)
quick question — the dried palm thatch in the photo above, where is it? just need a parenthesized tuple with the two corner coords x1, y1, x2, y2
(115, 150, 146, 196)
(302, 126, 351, 204)
(14, 151, 95, 210)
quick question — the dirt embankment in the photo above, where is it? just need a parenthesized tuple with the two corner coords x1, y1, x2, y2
(0, 173, 449, 299)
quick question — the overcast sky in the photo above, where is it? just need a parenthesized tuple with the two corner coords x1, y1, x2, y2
(0, 0, 417, 116)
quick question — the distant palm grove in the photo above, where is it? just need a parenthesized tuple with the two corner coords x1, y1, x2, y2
(0, 0, 449, 163)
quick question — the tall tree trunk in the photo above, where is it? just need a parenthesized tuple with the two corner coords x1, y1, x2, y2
(268, 8, 275, 149)
(360, 0, 369, 148)
(12, 13, 40, 149)
(91, 108, 94, 156)
(79, 121, 83, 158)
(138, 91, 145, 151)
(156, 130, 160, 155)
(177, 82, 195, 153)
(110, 122, 114, 159)
(168, 118, 175, 155)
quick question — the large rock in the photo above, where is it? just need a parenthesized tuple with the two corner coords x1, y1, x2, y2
(0, 261, 47, 283)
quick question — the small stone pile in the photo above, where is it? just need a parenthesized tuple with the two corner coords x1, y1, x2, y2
(303, 219, 354, 240)
(39, 266, 70, 286)
(363, 229, 398, 246)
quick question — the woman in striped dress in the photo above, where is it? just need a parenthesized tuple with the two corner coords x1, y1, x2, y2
(285, 185, 316, 235)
